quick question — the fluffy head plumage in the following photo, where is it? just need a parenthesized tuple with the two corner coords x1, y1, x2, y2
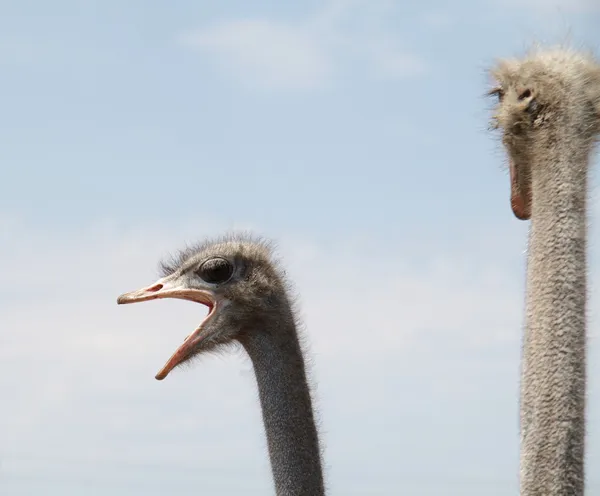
(490, 47, 600, 149)
(118, 232, 299, 379)
(488, 47, 600, 219)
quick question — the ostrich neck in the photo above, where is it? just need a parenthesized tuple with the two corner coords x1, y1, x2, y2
(242, 318, 325, 496)
(520, 148, 588, 495)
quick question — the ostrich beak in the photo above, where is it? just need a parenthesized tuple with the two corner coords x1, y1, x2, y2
(117, 279, 217, 380)
(509, 158, 531, 220)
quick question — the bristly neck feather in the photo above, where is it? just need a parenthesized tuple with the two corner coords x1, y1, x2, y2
(520, 142, 589, 495)
(240, 311, 325, 496)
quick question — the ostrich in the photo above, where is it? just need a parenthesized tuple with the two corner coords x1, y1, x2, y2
(489, 48, 600, 494)
(117, 236, 326, 496)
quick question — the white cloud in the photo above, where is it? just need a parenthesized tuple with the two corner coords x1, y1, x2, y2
(2, 217, 600, 494)
(533, 0, 599, 10)
(362, 38, 427, 80)
(179, 1, 426, 90)
(421, 9, 456, 29)
(496, 0, 600, 13)
(0, 36, 47, 66)
(181, 20, 332, 90)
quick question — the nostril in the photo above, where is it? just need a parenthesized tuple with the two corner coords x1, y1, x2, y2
(519, 89, 532, 100)
(148, 284, 164, 292)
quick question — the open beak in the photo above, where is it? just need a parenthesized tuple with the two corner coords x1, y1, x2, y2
(509, 158, 531, 220)
(117, 278, 217, 380)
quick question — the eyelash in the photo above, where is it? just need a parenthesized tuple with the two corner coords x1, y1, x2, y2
(488, 87, 504, 100)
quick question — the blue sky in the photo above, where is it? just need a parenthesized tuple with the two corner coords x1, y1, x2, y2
(0, 1, 599, 494)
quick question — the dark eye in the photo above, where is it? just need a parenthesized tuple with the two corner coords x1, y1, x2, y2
(196, 257, 234, 284)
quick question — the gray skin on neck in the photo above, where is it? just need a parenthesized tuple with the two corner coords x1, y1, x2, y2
(242, 325, 324, 495)
(490, 48, 600, 495)
(117, 235, 325, 496)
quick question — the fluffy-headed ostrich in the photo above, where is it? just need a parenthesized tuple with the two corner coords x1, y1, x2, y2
(489, 49, 600, 494)
(117, 236, 325, 496)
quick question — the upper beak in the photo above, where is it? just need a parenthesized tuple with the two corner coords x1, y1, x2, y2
(117, 278, 214, 306)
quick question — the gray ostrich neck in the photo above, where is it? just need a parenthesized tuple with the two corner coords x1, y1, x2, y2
(520, 146, 588, 495)
(242, 316, 325, 496)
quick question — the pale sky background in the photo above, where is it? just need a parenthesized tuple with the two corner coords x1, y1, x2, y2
(1, 0, 599, 495)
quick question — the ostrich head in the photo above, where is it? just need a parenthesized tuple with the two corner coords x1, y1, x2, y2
(489, 49, 600, 220)
(117, 235, 289, 380)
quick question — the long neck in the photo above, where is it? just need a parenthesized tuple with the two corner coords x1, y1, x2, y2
(520, 146, 588, 495)
(241, 315, 325, 496)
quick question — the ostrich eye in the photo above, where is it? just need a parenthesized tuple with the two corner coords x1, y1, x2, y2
(197, 257, 234, 284)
